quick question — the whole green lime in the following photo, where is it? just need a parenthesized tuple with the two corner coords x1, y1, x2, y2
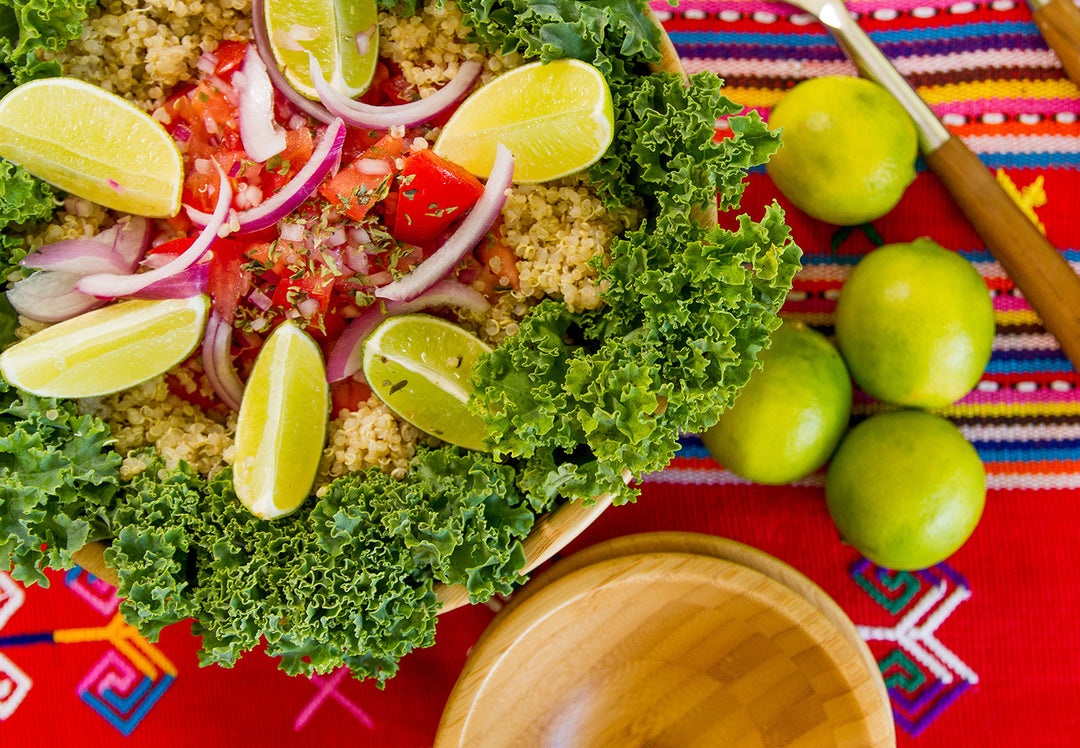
(834, 237, 995, 408)
(825, 410, 985, 570)
(766, 76, 918, 225)
(701, 319, 852, 485)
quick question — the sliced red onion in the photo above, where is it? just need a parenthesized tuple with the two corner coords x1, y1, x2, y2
(22, 216, 150, 276)
(185, 118, 345, 235)
(201, 310, 245, 411)
(326, 280, 490, 382)
(375, 143, 514, 302)
(22, 238, 130, 275)
(250, 0, 335, 125)
(110, 216, 152, 271)
(76, 165, 232, 299)
(309, 54, 482, 130)
(6, 270, 105, 322)
(127, 262, 209, 299)
(237, 44, 287, 162)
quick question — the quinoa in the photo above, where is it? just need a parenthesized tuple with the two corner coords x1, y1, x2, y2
(317, 396, 436, 487)
(502, 179, 643, 313)
(53, 0, 253, 111)
(81, 375, 237, 479)
(378, 0, 521, 96)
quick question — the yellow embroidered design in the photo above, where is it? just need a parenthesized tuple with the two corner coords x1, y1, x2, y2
(995, 169, 1047, 235)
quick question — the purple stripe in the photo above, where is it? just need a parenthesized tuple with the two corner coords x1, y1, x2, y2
(675, 34, 1045, 62)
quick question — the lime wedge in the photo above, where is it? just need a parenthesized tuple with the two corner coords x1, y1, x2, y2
(233, 321, 328, 520)
(0, 78, 183, 216)
(264, 0, 379, 99)
(433, 59, 615, 183)
(0, 296, 209, 398)
(362, 314, 491, 451)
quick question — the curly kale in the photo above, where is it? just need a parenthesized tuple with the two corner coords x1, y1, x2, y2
(0, 376, 121, 585)
(104, 447, 533, 684)
(0, 0, 95, 93)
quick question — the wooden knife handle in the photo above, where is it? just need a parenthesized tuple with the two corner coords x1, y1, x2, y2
(924, 134, 1080, 371)
(1032, 0, 1080, 89)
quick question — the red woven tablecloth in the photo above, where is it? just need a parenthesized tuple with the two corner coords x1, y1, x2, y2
(4, 1, 1080, 745)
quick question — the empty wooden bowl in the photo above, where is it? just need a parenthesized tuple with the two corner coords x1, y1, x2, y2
(436, 537, 895, 747)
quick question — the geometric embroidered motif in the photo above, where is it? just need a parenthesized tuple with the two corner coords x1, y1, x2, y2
(851, 559, 978, 737)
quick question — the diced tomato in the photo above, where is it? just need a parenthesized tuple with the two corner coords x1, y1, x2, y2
(358, 62, 392, 106)
(280, 128, 314, 168)
(213, 41, 248, 78)
(330, 379, 373, 414)
(380, 73, 417, 105)
(207, 238, 250, 322)
(473, 222, 519, 297)
(148, 236, 195, 258)
(381, 190, 399, 234)
(393, 149, 484, 247)
(182, 170, 220, 213)
(319, 135, 404, 222)
(340, 127, 385, 163)
(270, 273, 336, 330)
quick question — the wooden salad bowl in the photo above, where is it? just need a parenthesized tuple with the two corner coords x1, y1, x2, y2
(72, 8, 718, 615)
(435, 533, 896, 747)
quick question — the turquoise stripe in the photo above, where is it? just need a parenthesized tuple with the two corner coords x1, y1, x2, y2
(668, 22, 1039, 48)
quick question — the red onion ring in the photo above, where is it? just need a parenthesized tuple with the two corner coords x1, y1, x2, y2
(201, 310, 245, 411)
(250, 0, 335, 125)
(325, 280, 491, 382)
(21, 238, 130, 275)
(374, 143, 514, 302)
(22, 216, 151, 275)
(185, 118, 345, 235)
(127, 262, 210, 299)
(238, 44, 287, 162)
(6, 270, 105, 323)
(309, 53, 482, 130)
(76, 164, 233, 299)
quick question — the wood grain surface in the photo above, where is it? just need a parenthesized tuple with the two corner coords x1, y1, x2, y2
(435, 547, 895, 747)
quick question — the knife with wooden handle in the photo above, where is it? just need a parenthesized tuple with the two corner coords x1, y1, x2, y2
(1029, 0, 1080, 89)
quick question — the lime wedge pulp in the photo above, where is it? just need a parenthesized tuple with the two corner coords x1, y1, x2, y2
(0, 78, 183, 217)
(233, 321, 329, 520)
(433, 59, 615, 183)
(264, 0, 379, 99)
(0, 296, 209, 398)
(362, 314, 492, 451)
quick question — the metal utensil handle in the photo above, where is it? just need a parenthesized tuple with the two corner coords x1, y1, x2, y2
(1030, 0, 1080, 89)
(822, 0, 1080, 372)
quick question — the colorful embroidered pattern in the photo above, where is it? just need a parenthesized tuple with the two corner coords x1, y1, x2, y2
(294, 666, 374, 732)
(0, 568, 176, 734)
(852, 559, 978, 736)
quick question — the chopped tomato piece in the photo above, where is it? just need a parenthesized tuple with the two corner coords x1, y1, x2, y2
(319, 135, 404, 222)
(182, 170, 220, 213)
(207, 238, 250, 322)
(473, 222, 519, 297)
(213, 41, 248, 77)
(148, 236, 195, 258)
(393, 149, 484, 247)
(330, 379, 373, 414)
(381, 74, 417, 105)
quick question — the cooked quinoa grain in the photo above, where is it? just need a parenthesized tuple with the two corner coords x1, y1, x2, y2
(502, 179, 642, 313)
(81, 376, 237, 479)
(318, 396, 433, 487)
(54, 0, 252, 110)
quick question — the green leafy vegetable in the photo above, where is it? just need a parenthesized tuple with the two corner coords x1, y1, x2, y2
(0, 0, 95, 93)
(0, 375, 121, 586)
(104, 447, 532, 684)
(0, 158, 59, 279)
